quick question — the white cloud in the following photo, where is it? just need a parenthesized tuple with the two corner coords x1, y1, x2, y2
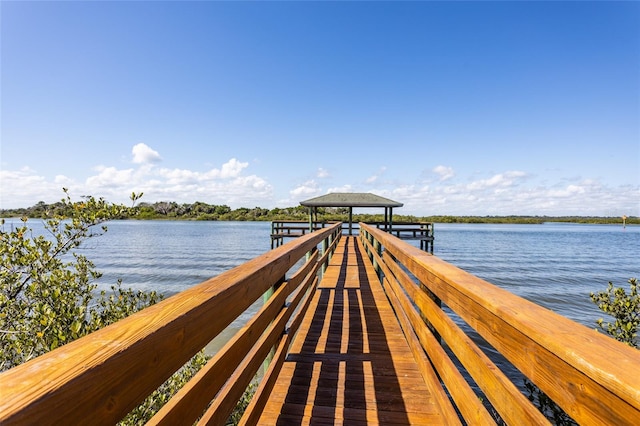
(161, 168, 199, 185)
(336, 170, 637, 217)
(327, 184, 353, 193)
(0, 167, 60, 207)
(290, 180, 321, 197)
(1, 150, 638, 217)
(433, 165, 455, 181)
(317, 168, 330, 179)
(199, 158, 248, 180)
(220, 158, 247, 178)
(365, 167, 387, 184)
(548, 184, 587, 198)
(54, 175, 74, 185)
(0, 153, 273, 209)
(87, 166, 136, 187)
(132, 143, 162, 164)
(466, 171, 527, 191)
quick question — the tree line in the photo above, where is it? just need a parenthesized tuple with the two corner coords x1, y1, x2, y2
(1, 199, 637, 225)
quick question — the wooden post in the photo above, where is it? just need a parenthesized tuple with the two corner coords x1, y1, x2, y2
(271, 222, 275, 249)
(321, 234, 329, 275)
(384, 207, 388, 231)
(262, 275, 285, 374)
(369, 231, 379, 276)
(373, 237, 382, 281)
(348, 207, 353, 235)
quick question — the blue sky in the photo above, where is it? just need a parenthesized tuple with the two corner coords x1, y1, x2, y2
(1, 1, 638, 216)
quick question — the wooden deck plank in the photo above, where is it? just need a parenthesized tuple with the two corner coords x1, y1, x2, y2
(258, 236, 451, 425)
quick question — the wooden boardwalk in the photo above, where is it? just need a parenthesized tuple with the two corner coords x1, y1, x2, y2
(258, 236, 450, 425)
(5, 223, 639, 425)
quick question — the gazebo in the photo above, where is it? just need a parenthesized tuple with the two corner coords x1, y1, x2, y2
(300, 192, 403, 235)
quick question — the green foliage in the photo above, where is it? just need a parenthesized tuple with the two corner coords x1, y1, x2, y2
(524, 380, 578, 425)
(130, 191, 144, 207)
(590, 278, 639, 348)
(225, 381, 258, 426)
(0, 191, 169, 419)
(0, 190, 156, 369)
(0, 189, 259, 424)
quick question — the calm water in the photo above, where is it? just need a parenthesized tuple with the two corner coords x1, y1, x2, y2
(5, 219, 639, 328)
(87, 220, 272, 295)
(429, 222, 639, 326)
(5, 219, 636, 398)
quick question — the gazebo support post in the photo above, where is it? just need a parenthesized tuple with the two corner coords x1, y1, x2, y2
(384, 208, 389, 231)
(348, 207, 353, 235)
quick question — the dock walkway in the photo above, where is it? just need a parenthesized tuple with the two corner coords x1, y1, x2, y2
(258, 236, 449, 425)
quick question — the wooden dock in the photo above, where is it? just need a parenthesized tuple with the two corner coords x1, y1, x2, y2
(258, 236, 450, 425)
(271, 221, 434, 253)
(3, 221, 640, 425)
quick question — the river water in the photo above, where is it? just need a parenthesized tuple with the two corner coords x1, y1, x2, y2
(5, 218, 636, 409)
(431, 222, 639, 327)
(6, 219, 639, 329)
(79, 220, 639, 329)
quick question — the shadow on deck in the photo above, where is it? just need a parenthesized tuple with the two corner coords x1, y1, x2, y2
(259, 237, 447, 425)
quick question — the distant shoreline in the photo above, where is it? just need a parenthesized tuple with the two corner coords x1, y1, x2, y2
(1, 199, 637, 225)
(1, 212, 637, 226)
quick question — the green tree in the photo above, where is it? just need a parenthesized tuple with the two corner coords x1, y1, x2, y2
(1, 190, 254, 423)
(590, 278, 639, 348)
(214, 204, 232, 215)
(0, 190, 157, 369)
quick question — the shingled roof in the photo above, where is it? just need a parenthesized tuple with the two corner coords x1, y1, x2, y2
(300, 192, 403, 208)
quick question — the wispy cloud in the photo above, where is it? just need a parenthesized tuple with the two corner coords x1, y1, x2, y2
(466, 171, 527, 191)
(365, 166, 387, 184)
(317, 168, 330, 179)
(327, 184, 354, 193)
(433, 165, 455, 181)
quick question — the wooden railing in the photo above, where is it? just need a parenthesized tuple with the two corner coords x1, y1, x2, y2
(359, 222, 640, 425)
(0, 222, 342, 425)
(369, 221, 434, 253)
(4, 220, 639, 425)
(270, 220, 335, 248)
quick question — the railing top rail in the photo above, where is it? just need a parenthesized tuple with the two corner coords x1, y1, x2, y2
(0, 222, 342, 425)
(271, 220, 340, 224)
(360, 222, 640, 424)
(367, 221, 433, 225)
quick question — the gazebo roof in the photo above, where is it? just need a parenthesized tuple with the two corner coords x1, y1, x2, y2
(300, 192, 403, 208)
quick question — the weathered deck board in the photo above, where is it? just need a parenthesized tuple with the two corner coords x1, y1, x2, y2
(258, 236, 450, 425)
